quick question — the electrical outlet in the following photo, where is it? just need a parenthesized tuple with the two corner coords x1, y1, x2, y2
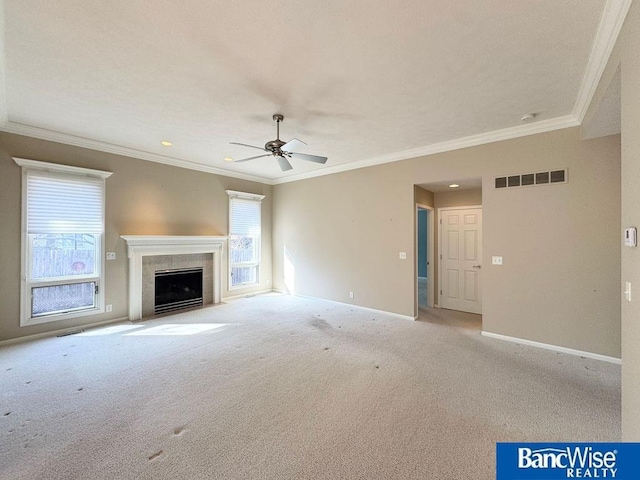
(106, 304, 113, 312)
(625, 282, 632, 302)
(399, 252, 407, 260)
(106, 252, 116, 260)
(492, 256, 503, 265)
(349, 292, 354, 299)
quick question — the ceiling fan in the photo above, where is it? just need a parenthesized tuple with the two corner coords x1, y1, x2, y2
(230, 114, 328, 171)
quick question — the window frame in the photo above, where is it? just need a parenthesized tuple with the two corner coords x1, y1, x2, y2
(226, 190, 265, 291)
(14, 158, 112, 326)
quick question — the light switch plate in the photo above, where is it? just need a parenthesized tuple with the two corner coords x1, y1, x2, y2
(106, 252, 116, 260)
(492, 256, 503, 265)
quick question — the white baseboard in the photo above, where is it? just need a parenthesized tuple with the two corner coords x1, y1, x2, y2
(481, 331, 621, 365)
(0, 316, 129, 347)
(292, 292, 415, 321)
(222, 289, 274, 302)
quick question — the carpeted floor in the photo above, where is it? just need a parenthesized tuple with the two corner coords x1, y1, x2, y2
(0, 293, 620, 479)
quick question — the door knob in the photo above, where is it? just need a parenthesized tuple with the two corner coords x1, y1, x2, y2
(472, 265, 482, 269)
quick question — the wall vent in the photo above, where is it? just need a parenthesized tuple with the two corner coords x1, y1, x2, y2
(495, 169, 567, 189)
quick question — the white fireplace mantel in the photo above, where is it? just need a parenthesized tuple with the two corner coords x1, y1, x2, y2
(121, 235, 227, 320)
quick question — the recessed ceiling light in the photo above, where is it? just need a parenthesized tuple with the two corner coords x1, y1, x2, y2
(160, 140, 173, 147)
(224, 157, 234, 162)
(449, 184, 460, 188)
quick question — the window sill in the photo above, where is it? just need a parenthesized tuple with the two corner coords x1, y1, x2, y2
(21, 306, 105, 327)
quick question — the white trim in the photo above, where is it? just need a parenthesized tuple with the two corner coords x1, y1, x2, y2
(2, 122, 272, 184)
(572, 0, 633, 123)
(13, 157, 113, 178)
(1, 114, 578, 187)
(121, 236, 227, 321)
(481, 331, 621, 365)
(292, 292, 415, 321)
(0, 316, 129, 347)
(0, 2, 627, 187)
(225, 190, 266, 202)
(222, 289, 274, 302)
(272, 115, 579, 185)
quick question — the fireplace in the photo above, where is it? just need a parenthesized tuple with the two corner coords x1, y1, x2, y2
(121, 236, 227, 321)
(154, 267, 204, 314)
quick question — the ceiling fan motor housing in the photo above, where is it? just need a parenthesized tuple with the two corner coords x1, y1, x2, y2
(265, 139, 286, 154)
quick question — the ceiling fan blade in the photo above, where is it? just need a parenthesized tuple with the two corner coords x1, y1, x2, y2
(287, 152, 328, 164)
(282, 138, 307, 152)
(230, 142, 267, 152)
(234, 154, 271, 163)
(276, 156, 293, 171)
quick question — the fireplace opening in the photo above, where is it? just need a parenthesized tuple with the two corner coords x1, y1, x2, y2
(154, 268, 203, 314)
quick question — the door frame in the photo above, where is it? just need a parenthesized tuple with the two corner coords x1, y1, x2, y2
(415, 204, 435, 315)
(437, 205, 483, 312)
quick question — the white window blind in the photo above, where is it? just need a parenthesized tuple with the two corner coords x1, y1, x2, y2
(26, 173, 104, 234)
(14, 157, 112, 326)
(230, 199, 261, 235)
(226, 190, 265, 289)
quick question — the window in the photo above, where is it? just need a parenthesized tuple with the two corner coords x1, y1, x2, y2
(14, 158, 112, 326)
(226, 190, 265, 289)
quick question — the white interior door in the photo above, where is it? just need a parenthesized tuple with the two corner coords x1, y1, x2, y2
(439, 207, 482, 314)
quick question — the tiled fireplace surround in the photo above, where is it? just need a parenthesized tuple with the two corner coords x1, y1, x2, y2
(121, 236, 227, 321)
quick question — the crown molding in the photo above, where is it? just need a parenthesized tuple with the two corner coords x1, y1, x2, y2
(274, 0, 631, 185)
(573, 0, 633, 123)
(272, 114, 579, 185)
(0, 121, 275, 185)
(2, 115, 580, 188)
(0, 1, 625, 188)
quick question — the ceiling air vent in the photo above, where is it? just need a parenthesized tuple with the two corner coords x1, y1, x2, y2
(495, 169, 567, 189)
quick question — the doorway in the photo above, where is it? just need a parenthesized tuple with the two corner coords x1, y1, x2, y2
(416, 204, 434, 311)
(438, 206, 483, 314)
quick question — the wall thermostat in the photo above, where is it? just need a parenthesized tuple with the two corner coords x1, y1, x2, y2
(625, 227, 637, 247)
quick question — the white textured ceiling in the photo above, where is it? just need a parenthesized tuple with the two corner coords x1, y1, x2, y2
(0, 1, 626, 183)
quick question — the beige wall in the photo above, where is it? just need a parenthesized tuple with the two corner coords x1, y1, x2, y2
(0, 133, 272, 341)
(434, 188, 482, 209)
(414, 185, 434, 207)
(273, 127, 621, 358)
(620, 0, 640, 443)
(587, 0, 640, 440)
